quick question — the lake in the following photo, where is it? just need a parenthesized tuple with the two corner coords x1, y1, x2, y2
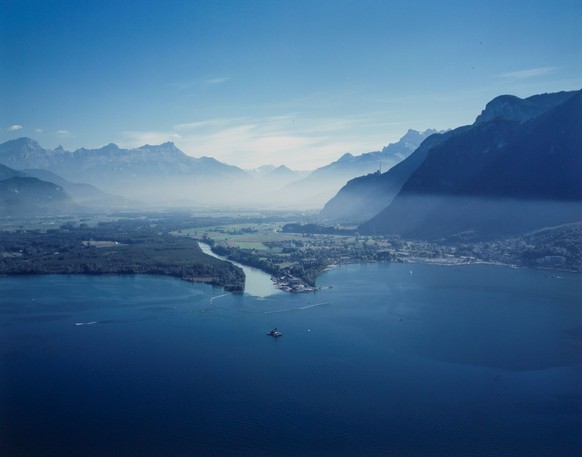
(1, 263, 581, 456)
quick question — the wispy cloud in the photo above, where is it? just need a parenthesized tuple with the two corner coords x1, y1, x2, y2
(34, 128, 43, 133)
(170, 76, 230, 92)
(203, 76, 229, 86)
(173, 117, 246, 131)
(8, 124, 23, 131)
(55, 129, 71, 137)
(118, 113, 399, 169)
(120, 131, 182, 146)
(497, 66, 558, 80)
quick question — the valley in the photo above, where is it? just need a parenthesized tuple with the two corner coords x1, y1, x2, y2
(1, 89, 581, 290)
(3, 3, 580, 456)
(2, 212, 580, 297)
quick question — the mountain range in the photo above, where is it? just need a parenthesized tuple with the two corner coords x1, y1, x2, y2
(0, 129, 432, 211)
(0, 139, 251, 206)
(322, 90, 581, 240)
(3, 88, 579, 235)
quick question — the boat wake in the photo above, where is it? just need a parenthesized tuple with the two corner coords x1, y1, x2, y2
(208, 293, 330, 315)
(264, 302, 329, 314)
(210, 293, 232, 303)
(74, 321, 98, 326)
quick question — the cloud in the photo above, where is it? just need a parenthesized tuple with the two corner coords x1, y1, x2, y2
(34, 128, 43, 133)
(497, 67, 558, 80)
(118, 113, 395, 169)
(120, 130, 177, 146)
(170, 76, 230, 93)
(173, 118, 246, 131)
(55, 129, 71, 137)
(8, 124, 23, 131)
(203, 76, 229, 86)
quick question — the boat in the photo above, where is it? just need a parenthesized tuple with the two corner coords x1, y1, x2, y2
(267, 327, 282, 337)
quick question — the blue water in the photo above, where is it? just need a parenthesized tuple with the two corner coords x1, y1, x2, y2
(1, 263, 581, 456)
(198, 241, 281, 298)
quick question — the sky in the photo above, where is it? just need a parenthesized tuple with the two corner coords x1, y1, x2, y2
(1, 0, 581, 170)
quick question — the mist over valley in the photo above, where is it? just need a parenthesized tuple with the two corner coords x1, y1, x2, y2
(2, 89, 580, 251)
(2, 2, 581, 455)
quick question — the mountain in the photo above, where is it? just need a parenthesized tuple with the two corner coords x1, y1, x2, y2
(246, 164, 306, 187)
(0, 129, 436, 209)
(0, 163, 27, 180)
(278, 129, 437, 207)
(0, 164, 79, 216)
(0, 139, 242, 175)
(314, 129, 438, 178)
(319, 130, 454, 222)
(474, 91, 576, 124)
(0, 137, 53, 169)
(0, 139, 250, 205)
(465, 91, 582, 201)
(246, 164, 278, 177)
(22, 168, 130, 208)
(357, 90, 582, 239)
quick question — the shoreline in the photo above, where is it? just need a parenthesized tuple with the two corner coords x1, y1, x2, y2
(1, 259, 578, 299)
(398, 256, 581, 274)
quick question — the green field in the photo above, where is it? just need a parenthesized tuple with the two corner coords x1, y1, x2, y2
(176, 222, 305, 249)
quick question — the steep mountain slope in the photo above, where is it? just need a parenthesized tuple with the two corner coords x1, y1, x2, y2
(279, 129, 436, 207)
(0, 138, 53, 169)
(474, 91, 576, 124)
(319, 130, 455, 222)
(358, 90, 582, 239)
(467, 91, 582, 200)
(0, 163, 27, 180)
(312, 129, 437, 178)
(22, 168, 130, 208)
(0, 173, 79, 217)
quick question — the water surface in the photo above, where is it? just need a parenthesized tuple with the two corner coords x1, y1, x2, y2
(1, 263, 581, 456)
(198, 241, 281, 298)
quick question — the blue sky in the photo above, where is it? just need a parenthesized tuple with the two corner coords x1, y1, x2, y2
(1, 0, 581, 169)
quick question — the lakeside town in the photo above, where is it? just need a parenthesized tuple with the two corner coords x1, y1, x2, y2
(187, 219, 582, 292)
(1, 213, 580, 294)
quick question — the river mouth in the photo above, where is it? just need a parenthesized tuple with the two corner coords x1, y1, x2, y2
(198, 242, 282, 298)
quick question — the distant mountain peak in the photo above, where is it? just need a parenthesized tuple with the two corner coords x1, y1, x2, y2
(401, 128, 436, 141)
(97, 143, 120, 153)
(6, 137, 42, 148)
(136, 141, 184, 155)
(138, 141, 175, 148)
(338, 152, 354, 162)
(382, 129, 439, 153)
